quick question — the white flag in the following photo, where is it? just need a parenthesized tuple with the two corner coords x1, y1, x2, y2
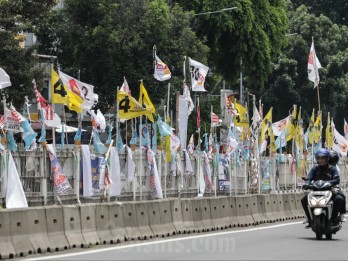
(308, 40, 322, 88)
(4, 105, 25, 133)
(344, 119, 348, 140)
(58, 70, 98, 109)
(109, 147, 121, 196)
(125, 145, 136, 182)
(147, 148, 163, 199)
(0, 68, 11, 89)
(333, 128, 348, 156)
(154, 54, 171, 81)
(6, 152, 28, 209)
(272, 116, 290, 136)
(119, 77, 131, 95)
(189, 58, 209, 92)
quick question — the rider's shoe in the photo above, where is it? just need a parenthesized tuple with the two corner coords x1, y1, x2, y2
(339, 214, 346, 222)
(305, 223, 312, 229)
(303, 218, 309, 224)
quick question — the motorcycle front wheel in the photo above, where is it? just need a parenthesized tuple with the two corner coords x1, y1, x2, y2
(313, 215, 324, 240)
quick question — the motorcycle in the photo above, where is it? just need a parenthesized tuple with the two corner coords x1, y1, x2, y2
(303, 178, 343, 240)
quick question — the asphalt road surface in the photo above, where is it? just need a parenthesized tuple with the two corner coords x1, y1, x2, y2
(22, 220, 348, 260)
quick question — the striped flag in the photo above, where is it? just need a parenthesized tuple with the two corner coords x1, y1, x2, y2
(33, 80, 54, 120)
(211, 111, 222, 127)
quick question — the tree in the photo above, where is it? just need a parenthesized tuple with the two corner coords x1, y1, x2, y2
(0, 0, 56, 108)
(173, 0, 289, 97)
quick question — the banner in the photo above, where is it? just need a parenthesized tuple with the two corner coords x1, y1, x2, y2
(139, 82, 156, 113)
(234, 100, 249, 127)
(6, 152, 28, 208)
(81, 145, 93, 197)
(189, 58, 209, 92)
(4, 105, 25, 133)
(46, 144, 72, 195)
(109, 147, 121, 196)
(308, 39, 322, 88)
(125, 145, 136, 182)
(117, 91, 154, 122)
(333, 129, 348, 156)
(178, 95, 188, 150)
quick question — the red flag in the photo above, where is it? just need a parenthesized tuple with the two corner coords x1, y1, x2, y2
(211, 112, 220, 123)
(197, 98, 201, 129)
(33, 80, 54, 120)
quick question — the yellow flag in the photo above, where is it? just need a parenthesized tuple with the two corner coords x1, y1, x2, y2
(307, 109, 315, 144)
(295, 108, 303, 151)
(234, 100, 249, 127)
(51, 67, 83, 113)
(312, 111, 322, 143)
(117, 91, 154, 122)
(139, 82, 156, 113)
(285, 105, 297, 141)
(268, 122, 276, 153)
(261, 108, 272, 142)
(325, 113, 333, 149)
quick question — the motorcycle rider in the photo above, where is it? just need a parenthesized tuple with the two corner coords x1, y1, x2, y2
(301, 148, 346, 228)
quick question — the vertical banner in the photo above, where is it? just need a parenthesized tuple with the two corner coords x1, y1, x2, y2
(46, 144, 72, 195)
(178, 95, 188, 150)
(147, 148, 163, 199)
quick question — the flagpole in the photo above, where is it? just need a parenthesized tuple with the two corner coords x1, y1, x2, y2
(167, 83, 170, 119)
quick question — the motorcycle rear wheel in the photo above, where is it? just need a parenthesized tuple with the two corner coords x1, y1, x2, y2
(325, 233, 332, 240)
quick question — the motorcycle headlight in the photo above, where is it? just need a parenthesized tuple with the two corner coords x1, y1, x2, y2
(310, 198, 317, 206)
(318, 198, 328, 206)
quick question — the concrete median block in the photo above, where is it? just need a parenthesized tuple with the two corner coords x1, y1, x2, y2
(147, 200, 167, 238)
(135, 201, 154, 240)
(200, 198, 215, 232)
(191, 198, 205, 232)
(45, 205, 70, 251)
(294, 192, 306, 218)
(228, 197, 241, 227)
(247, 195, 263, 225)
(255, 195, 270, 223)
(210, 197, 233, 230)
(171, 199, 185, 234)
(95, 203, 115, 244)
(26, 207, 53, 254)
(181, 198, 198, 233)
(0, 210, 16, 259)
(9, 208, 34, 257)
(123, 202, 143, 240)
(62, 205, 86, 248)
(80, 203, 100, 246)
(282, 194, 296, 220)
(108, 202, 128, 243)
(270, 194, 286, 221)
(158, 199, 177, 236)
(261, 194, 276, 223)
(235, 196, 255, 227)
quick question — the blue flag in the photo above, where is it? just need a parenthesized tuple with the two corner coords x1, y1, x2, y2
(105, 124, 113, 145)
(38, 110, 46, 143)
(7, 131, 17, 151)
(22, 119, 37, 150)
(93, 129, 107, 154)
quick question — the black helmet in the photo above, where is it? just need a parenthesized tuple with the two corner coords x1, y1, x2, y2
(329, 150, 340, 165)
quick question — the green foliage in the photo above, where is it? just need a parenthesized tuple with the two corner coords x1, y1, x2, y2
(0, 0, 56, 109)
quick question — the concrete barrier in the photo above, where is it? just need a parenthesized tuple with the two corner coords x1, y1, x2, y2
(235, 196, 255, 227)
(136, 201, 154, 239)
(147, 200, 167, 238)
(270, 194, 286, 221)
(200, 198, 215, 232)
(282, 193, 296, 220)
(294, 192, 306, 218)
(123, 202, 143, 240)
(9, 208, 34, 257)
(210, 197, 232, 230)
(181, 198, 198, 233)
(80, 203, 101, 246)
(158, 199, 177, 236)
(228, 197, 241, 227)
(262, 194, 277, 222)
(62, 205, 86, 248)
(191, 198, 205, 232)
(109, 202, 128, 242)
(255, 195, 269, 223)
(26, 207, 53, 253)
(95, 203, 115, 244)
(247, 195, 263, 225)
(0, 210, 16, 259)
(171, 199, 186, 234)
(45, 205, 70, 251)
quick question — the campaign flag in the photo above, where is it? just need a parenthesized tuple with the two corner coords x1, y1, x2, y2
(275, 129, 287, 150)
(211, 111, 222, 127)
(51, 67, 83, 113)
(58, 70, 97, 109)
(139, 81, 156, 113)
(125, 145, 136, 182)
(46, 144, 72, 195)
(325, 113, 334, 149)
(117, 91, 154, 122)
(153, 52, 171, 81)
(261, 108, 272, 142)
(0, 67, 11, 89)
(234, 100, 249, 127)
(272, 116, 290, 137)
(6, 152, 28, 208)
(308, 39, 322, 88)
(333, 128, 348, 156)
(189, 58, 209, 92)
(4, 105, 25, 133)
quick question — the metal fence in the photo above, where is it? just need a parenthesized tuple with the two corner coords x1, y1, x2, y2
(1, 145, 348, 207)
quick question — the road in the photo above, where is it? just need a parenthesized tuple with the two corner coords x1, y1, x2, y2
(22, 220, 348, 260)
